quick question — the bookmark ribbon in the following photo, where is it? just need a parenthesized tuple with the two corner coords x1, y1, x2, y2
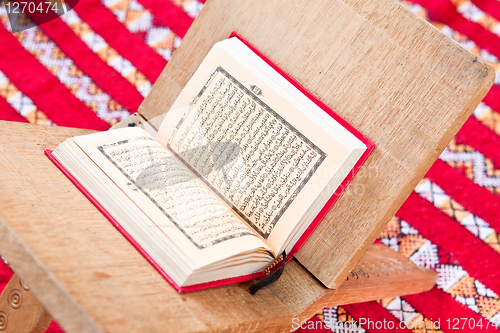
(249, 251, 287, 295)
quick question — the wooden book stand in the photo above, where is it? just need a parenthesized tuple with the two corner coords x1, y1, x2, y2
(0, 0, 493, 332)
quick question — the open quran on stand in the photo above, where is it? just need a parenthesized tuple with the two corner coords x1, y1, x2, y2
(46, 33, 374, 292)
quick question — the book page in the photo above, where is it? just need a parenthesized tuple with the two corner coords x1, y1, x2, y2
(157, 41, 358, 254)
(72, 128, 271, 266)
(155, 38, 371, 256)
(98, 135, 256, 249)
(160, 67, 326, 241)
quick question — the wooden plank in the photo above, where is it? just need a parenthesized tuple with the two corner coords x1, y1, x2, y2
(323, 244, 437, 307)
(0, 273, 51, 333)
(139, 0, 494, 288)
(0, 121, 436, 333)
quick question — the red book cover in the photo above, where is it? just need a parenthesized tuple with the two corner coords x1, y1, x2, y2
(46, 32, 374, 293)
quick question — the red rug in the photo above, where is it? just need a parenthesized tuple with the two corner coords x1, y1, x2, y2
(1, 0, 499, 332)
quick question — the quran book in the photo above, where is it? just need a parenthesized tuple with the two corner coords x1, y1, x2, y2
(47, 34, 374, 292)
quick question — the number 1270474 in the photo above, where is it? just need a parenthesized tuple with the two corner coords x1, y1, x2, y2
(446, 318, 499, 330)
(4, 1, 59, 14)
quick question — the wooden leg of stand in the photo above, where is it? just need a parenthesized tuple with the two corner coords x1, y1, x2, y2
(332, 243, 437, 304)
(0, 274, 51, 333)
(294, 243, 437, 326)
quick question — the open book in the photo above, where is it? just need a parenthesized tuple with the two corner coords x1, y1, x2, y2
(47, 34, 374, 292)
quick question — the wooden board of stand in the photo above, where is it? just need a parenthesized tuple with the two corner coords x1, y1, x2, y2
(139, 0, 494, 288)
(0, 125, 436, 332)
(0, 248, 436, 333)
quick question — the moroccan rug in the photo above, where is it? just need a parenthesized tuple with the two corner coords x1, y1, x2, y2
(0, 0, 499, 332)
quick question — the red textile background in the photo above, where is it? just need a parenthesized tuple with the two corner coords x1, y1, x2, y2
(0, 0, 499, 332)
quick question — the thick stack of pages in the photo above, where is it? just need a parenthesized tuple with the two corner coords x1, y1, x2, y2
(49, 36, 371, 291)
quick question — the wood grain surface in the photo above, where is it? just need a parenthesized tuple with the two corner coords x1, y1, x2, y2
(139, 0, 494, 289)
(0, 124, 435, 331)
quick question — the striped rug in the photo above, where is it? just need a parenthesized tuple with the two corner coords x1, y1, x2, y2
(1, 0, 499, 332)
